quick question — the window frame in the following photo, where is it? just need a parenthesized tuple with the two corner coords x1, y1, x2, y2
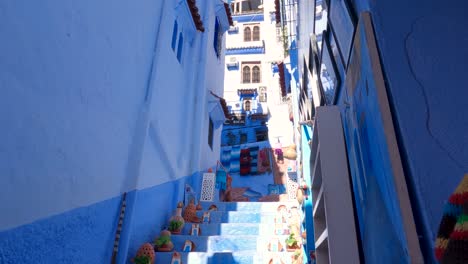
(252, 65, 261, 83)
(208, 118, 214, 150)
(244, 27, 252, 42)
(171, 21, 178, 51)
(243, 24, 261, 42)
(176, 33, 184, 63)
(252, 26, 260, 41)
(213, 18, 223, 58)
(241, 62, 261, 84)
(242, 65, 251, 83)
(244, 100, 251, 111)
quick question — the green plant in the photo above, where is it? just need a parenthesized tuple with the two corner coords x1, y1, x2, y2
(168, 220, 183, 231)
(286, 233, 299, 248)
(134, 255, 151, 264)
(154, 235, 171, 247)
(293, 249, 301, 259)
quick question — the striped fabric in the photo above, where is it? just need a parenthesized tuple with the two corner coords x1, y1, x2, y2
(435, 174, 468, 264)
(221, 149, 231, 168)
(230, 146, 241, 174)
(216, 170, 227, 190)
(250, 146, 259, 175)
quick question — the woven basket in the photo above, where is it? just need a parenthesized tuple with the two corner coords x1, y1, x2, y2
(283, 145, 297, 160)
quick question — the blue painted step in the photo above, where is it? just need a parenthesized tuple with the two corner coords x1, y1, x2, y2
(166, 235, 291, 252)
(192, 211, 277, 224)
(146, 201, 306, 263)
(156, 250, 299, 264)
(198, 201, 299, 213)
(179, 223, 273, 236)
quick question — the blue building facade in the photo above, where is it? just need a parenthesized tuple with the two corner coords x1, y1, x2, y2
(288, 0, 468, 263)
(0, 0, 232, 262)
(221, 88, 269, 147)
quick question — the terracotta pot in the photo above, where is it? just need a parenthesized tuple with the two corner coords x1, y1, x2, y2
(170, 229, 182, 235)
(157, 246, 172, 252)
(296, 189, 304, 204)
(286, 245, 301, 252)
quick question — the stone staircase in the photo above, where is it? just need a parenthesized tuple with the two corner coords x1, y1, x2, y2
(156, 201, 305, 264)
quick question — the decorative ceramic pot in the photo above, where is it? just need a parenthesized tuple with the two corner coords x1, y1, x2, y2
(169, 204, 185, 234)
(134, 243, 155, 264)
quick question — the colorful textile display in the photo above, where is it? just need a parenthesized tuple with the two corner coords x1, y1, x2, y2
(435, 174, 468, 264)
(257, 148, 271, 173)
(215, 170, 227, 190)
(240, 148, 251, 175)
(250, 146, 259, 175)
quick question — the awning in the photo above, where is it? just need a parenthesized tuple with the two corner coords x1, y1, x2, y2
(237, 88, 258, 98)
(223, 3, 234, 26)
(188, 0, 205, 32)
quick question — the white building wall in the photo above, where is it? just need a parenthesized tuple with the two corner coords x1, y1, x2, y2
(224, 0, 294, 146)
(134, 0, 229, 189)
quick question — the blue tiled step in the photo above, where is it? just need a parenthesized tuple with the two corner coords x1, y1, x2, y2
(166, 235, 292, 252)
(192, 211, 279, 224)
(156, 250, 301, 264)
(198, 201, 299, 212)
(179, 223, 278, 236)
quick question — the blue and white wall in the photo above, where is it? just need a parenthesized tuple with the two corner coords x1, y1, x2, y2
(0, 0, 229, 263)
(294, 0, 468, 262)
(224, 0, 294, 147)
(368, 1, 468, 261)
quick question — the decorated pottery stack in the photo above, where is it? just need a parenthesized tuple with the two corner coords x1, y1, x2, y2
(132, 243, 155, 264)
(183, 199, 201, 223)
(168, 202, 185, 235)
(154, 230, 174, 252)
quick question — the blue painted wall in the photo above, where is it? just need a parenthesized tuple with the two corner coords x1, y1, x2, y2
(0, 0, 159, 233)
(0, 172, 204, 263)
(233, 14, 265, 23)
(354, 1, 468, 261)
(369, 2, 468, 252)
(296, 0, 468, 262)
(0, 0, 229, 262)
(0, 193, 126, 263)
(338, 21, 411, 261)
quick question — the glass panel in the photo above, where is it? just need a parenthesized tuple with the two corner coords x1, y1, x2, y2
(244, 27, 252, 42)
(252, 66, 261, 83)
(177, 33, 183, 62)
(253, 26, 260, 41)
(243, 66, 251, 83)
(320, 38, 339, 104)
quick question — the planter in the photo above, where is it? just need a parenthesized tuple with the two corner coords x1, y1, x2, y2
(133, 243, 155, 264)
(170, 229, 182, 235)
(169, 206, 185, 234)
(154, 232, 174, 252)
(286, 245, 301, 252)
(156, 246, 173, 252)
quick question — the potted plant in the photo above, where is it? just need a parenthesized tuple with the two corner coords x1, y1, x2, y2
(133, 255, 152, 264)
(285, 233, 301, 252)
(168, 203, 185, 234)
(291, 249, 303, 264)
(168, 219, 184, 235)
(154, 230, 174, 252)
(131, 243, 155, 264)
